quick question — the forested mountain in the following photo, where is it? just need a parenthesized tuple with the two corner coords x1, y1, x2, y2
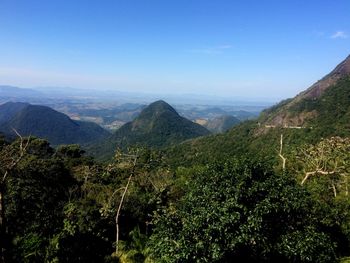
(166, 54, 350, 167)
(0, 102, 109, 145)
(90, 100, 210, 159)
(203, 115, 240, 133)
(261, 54, 350, 127)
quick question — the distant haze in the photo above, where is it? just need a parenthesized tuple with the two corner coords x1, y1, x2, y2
(0, 0, 349, 101)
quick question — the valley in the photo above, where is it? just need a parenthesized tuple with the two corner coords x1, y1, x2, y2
(0, 85, 266, 133)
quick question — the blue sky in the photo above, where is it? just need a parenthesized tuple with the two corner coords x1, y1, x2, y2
(0, 0, 349, 101)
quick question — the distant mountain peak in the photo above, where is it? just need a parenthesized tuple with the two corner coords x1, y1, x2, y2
(91, 100, 210, 159)
(150, 100, 171, 107)
(132, 100, 179, 131)
(141, 100, 178, 115)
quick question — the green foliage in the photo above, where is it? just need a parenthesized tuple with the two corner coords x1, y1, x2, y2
(149, 161, 337, 262)
(276, 228, 336, 263)
(13, 232, 46, 262)
(293, 137, 350, 190)
(341, 257, 350, 263)
(3, 138, 75, 262)
(288, 137, 350, 257)
(46, 200, 113, 263)
(101, 147, 174, 240)
(290, 77, 350, 136)
(117, 227, 150, 263)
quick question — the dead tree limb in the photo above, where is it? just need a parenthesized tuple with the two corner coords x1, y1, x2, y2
(279, 134, 286, 171)
(301, 170, 336, 185)
(115, 154, 138, 256)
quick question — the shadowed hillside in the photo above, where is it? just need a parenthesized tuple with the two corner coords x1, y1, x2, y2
(0, 102, 110, 145)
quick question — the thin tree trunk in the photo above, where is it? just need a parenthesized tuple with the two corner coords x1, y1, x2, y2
(342, 175, 348, 196)
(115, 156, 138, 256)
(332, 183, 337, 197)
(115, 174, 133, 255)
(279, 134, 286, 171)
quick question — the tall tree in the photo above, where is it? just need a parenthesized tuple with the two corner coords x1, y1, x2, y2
(150, 161, 336, 262)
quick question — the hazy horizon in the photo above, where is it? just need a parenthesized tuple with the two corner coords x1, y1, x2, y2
(0, 0, 349, 101)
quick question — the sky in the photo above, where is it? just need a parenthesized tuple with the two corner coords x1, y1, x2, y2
(0, 0, 349, 101)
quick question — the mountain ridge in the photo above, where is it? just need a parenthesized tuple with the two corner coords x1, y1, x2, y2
(261, 54, 350, 127)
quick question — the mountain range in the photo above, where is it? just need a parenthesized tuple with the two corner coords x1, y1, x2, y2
(0, 85, 44, 99)
(0, 102, 110, 145)
(1, 54, 349, 163)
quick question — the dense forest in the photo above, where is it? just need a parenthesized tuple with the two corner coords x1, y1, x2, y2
(1, 132, 350, 262)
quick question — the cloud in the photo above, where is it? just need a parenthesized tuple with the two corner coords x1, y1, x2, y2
(187, 44, 232, 55)
(331, 31, 348, 39)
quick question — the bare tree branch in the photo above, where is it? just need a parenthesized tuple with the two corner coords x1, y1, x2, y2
(115, 152, 138, 256)
(278, 134, 286, 170)
(301, 170, 336, 185)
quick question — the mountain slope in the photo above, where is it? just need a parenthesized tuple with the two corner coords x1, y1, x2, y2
(165, 54, 350, 167)
(204, 115, 240, 133)
(0, 101, 29, 123)
(261, 55, 350, 127)
(90, 100, 210, 159)
(0, 102, 109, 145)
